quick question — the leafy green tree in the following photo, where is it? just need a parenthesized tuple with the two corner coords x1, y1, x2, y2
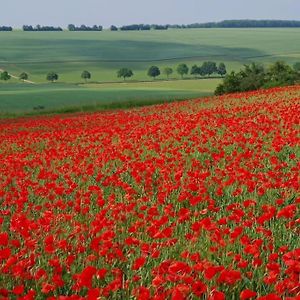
(68, 24, 76, 31)
(19, 72, 28, 82)
(217, 63, 227, 76)
(117, 68, 133, 80)
(265, 61, 298, 87)
(81, 70, 91, 83)
(177, 63, 189, 79)
(215, 61, 300, 95)
(110, 25, 118, 31)
(198, 65, 207, 77)
(215, 71, 242, 95)
(0, 71, 11, 81)
(190, 65, 200, 77)
(239, 63, 265, 91)
(201, 61, 218, 76)
(46, 72, 58, 83)
(163, 67, 173, 79)
(147, 66, 160, 79)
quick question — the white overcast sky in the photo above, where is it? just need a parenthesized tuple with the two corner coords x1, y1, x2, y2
(1, 0, 299, 28)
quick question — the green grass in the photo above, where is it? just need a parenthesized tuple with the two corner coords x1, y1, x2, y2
(1, 29, 300, 83)
(0, 79, 219, 116)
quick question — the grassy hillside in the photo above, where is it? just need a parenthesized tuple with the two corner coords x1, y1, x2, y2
(1, 28, 300, 83)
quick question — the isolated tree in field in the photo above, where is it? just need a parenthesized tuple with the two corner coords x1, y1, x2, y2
(177, 63, 189, 79)
(19, 72, 28, 82)
(147, 66, 160, 79)
(117, 68, 133, 80)
(0, 71, 11, 81)
(163, 67, 173, 79)
(217, 63, 227, 76)
(81, 70, 91, 82)
(46, 72, 58, 83)
(190, 65, 200, 77)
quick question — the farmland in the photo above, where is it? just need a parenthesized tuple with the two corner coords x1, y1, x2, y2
(1, 29, 300, 82)
(0, 79, 219, 116)
(0, 86, 299, 299)
(1, 28, 300, 114)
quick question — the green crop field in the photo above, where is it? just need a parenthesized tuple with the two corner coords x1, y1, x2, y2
(1, 28, 300, 82)
(0, 28, 300, 115)
(0, 79, 219, 116)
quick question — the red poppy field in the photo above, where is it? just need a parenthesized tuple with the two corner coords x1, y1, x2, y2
(0, 86, 299, 299)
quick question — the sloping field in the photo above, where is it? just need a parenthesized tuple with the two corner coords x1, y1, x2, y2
(0, 86, 299, 298)
(0, 79, 220, 115)
(1, 29, 300, 82)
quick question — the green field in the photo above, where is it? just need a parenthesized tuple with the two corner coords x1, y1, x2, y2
(0, 79, 219, 115)
(1, 28, 300, 115)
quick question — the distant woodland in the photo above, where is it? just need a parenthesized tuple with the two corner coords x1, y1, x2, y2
(1, 20, 300, 31)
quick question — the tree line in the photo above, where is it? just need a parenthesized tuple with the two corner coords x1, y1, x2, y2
(23, 25, 63, 31)
(170, 20, 300, 29)
(68, 24, 103, 31)
(215, 61, 300, 95)
(3, 20, 300, 32)
(0, 62, 227, 83)
(0, 26, 12, 31)
(118, 24, 168, 31)
(2, 62, 299, 88)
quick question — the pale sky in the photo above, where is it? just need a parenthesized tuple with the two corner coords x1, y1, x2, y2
(1, 0, 299, 28)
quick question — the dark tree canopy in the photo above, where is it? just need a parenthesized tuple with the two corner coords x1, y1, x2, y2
(46, 72, 59, 82)
(68, 24, 103, 31)
(215, 61, 300, 95)
(147, 66, 161, 79)
(0, 26, 13, 31)
(190, 65, 201, 77)
(119, 24, 168, 31)
(23, 25, 62, 31)
(201, 61, 218, 76)
(110, 25, 118, 31)
(19, 72, 29, 81)
(151, 25, 168, 30)
(117, 68, 134, 80)
(0, 71, 11, 81)
(177, 64, 189, 78)
(169, 20, 300, 29)
(81, 70, 91, 82)
(217, 63, 227, 76)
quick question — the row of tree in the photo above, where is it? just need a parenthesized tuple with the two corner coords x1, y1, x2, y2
(169, 20, 300, 29)
(0, 26, 12, 31)
(2, 62, 299, 90)
(68, 24, 103, 31)
(0, 62, 227, 83)
(215, 62, 300, 95)
(2, 20, 300, 32)
(1, 24, 168, 32)
(118, 24, 168, 31)
(22, 25, 63, 31)
(109, 62, 226, 80)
